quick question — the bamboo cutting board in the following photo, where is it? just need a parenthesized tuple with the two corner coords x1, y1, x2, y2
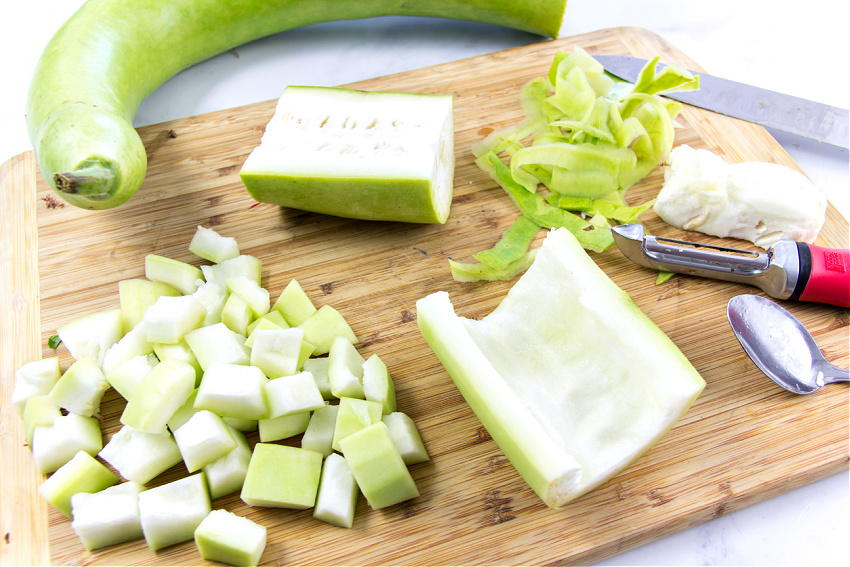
(1, 26, 848, 566)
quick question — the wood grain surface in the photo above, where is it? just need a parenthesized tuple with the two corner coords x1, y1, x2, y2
(1, 26, 848, 566)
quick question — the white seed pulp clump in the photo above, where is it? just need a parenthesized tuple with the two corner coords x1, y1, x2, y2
(240, 86, 454, 224)
(654, 145, 828, 248)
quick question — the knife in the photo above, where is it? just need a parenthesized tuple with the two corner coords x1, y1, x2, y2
(611, 224, 850, 308)
(594, 54, 849, 150)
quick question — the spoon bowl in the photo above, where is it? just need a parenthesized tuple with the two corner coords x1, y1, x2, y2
(727, 294, 848, 394)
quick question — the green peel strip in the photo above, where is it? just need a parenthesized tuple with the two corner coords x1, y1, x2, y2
(656, 270, 676, 285)
(632, 57, 700, 96)
(480, 152, 615, 253)
(546, 195, 656, 225)
(449, 249, 539, 283)
(473, 215, 541, 270)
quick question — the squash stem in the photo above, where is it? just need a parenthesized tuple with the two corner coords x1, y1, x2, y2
(54, 166, 114, 196)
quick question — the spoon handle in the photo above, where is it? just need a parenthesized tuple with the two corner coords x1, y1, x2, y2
(823, 362, 850, 384)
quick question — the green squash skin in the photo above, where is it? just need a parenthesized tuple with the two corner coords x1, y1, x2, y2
(241, 173, 446, 223)
(26, 0, 569, 210)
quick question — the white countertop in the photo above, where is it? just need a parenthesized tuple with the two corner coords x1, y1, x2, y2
(3, 1, 848, 565)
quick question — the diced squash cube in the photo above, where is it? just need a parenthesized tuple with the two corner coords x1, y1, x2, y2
(302, 357, 333, 400)
(152, 340, 203, 387)
(264, 371, 325, 418)
(244, 318, 283, 348)
(56, 309, 123, 367)
(328, 337, 365, 399)
(143, 295, 207, 345)
(241, 444, 322, 509)
(71, 482, 146, 551)
(246, 310, 289, 335)
(145, 254, 203, 295)
(195, 361, 269, 421)
(194, 509, 267, 567)
(331, 397, 383, 452)
(31, 412, 102, 474)
(189, 226, 240, 263)
(258, 411, 311, 443)
(313, 453, 359, 529)
(39, 451, 119, 518)
(98, 425, 183, 485)
(301, 404, 339, 458)
(339, 422, 419, 510)
(105, 353, 158, 400)
(201, 255, 261, 287)
(49, 357, 109, 417)
(250, 328, 304, 378)
(272, 279, 316, 327)
(167, 389, 201, 431)
(22, 394, 61, 446)
(118, 278, 180, 331)
(223, 417, 259, 432)
(192, 281, 229, 326)
(382, 412, 430, 466)
(221, 291, 253, 336)
(184, 322, 250, 371)
(202, 427, 252, 500)
(362, 353, 396, 414)
(138, 474, 211, 551)
(120, 359, 195, 434)
(102, 322, 154, 378)
(172, 410, 237, 473)
(297, 305, 357, 356)
(11, 357, 61, 416)
(226, 276, 270, 318)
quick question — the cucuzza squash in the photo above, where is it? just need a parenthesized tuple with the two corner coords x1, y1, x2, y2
(26, 0, 569, 210)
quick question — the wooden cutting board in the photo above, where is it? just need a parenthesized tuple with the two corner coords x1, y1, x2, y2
(1, 26, 847, 566)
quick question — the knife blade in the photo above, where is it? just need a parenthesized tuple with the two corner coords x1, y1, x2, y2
(594, 54, 849, 150)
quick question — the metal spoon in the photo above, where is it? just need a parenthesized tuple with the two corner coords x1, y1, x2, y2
(727, 294, 848, 394)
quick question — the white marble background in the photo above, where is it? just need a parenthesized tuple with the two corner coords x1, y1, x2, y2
(2, 1, 848, 565)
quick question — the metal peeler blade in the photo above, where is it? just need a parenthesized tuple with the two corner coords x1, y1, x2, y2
(611, 224, 802, 300)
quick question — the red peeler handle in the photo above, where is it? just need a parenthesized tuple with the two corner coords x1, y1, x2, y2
(794, 243, 850, 308)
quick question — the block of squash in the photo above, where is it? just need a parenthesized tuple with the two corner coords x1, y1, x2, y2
(240, 86, 455, 224)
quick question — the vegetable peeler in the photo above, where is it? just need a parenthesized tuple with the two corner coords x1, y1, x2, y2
(611, 224, 850, 308)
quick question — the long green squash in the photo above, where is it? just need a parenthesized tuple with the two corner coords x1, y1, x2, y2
(26, 0, 569, 210)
